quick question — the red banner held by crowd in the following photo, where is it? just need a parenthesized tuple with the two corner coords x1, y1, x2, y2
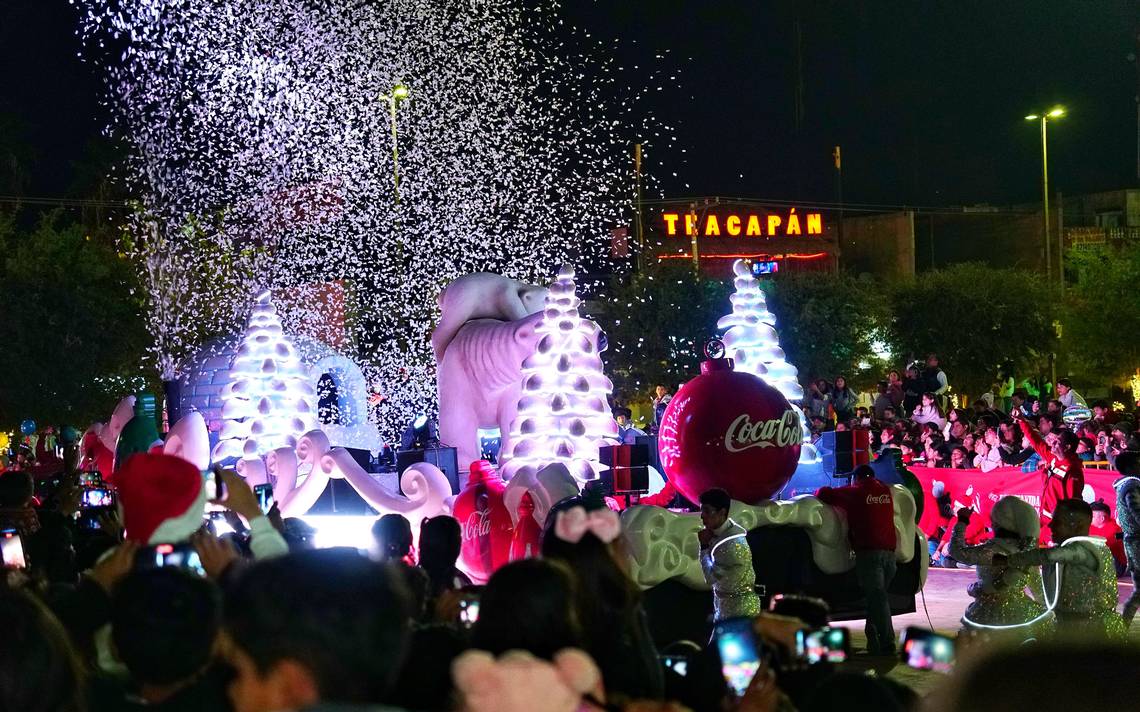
(910, 465, 1122, 537)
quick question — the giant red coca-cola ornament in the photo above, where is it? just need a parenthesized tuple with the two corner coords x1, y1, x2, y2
(658, 342, 801, 504)
(452, 460, 514, 582)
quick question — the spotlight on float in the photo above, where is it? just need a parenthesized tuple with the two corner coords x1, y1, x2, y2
(400, 414, 438, 451)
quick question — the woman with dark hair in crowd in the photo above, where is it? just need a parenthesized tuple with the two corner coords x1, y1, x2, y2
(542, 493, 664, 703)
(950, 446, 972, 470)
(0, 586, 86, 712)
(806, 379, 832, 421)
(919, 421, 941, 446)
(470, 558, 583, 661)
(419, 515, 471, 596)
(831, 376, 858, 423)
(901, 365, 924, 415)
(912, 392, 946, 427)
(886, 370, 905, 409)
(372, 513, 414, 564)
(961, 430, 976, 454)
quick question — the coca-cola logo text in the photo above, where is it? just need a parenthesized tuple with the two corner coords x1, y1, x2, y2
(866, 494, 892, 505)
(723, 410, 800, 453)
(462, 509, 492, 541)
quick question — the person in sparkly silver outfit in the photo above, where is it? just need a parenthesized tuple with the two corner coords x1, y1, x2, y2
(1112, 469, 1140, 625)
(1003, 498, 1126, 640)
(698, 488, 761, 622)
(949, 496, 1051, 639)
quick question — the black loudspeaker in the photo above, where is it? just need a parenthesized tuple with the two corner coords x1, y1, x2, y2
(819, 430, 872, 477)
(600, 466, 650, 495)
(600, 443, 650, 468)
(634, 435, 661, 473)
(344, 447, 374, 473)
(396, 447, 460, 495)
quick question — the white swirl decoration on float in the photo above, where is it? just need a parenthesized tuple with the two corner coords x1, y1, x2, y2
(620, 486, 924, 591)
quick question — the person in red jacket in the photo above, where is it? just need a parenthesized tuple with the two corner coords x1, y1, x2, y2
(1089, 499, 1126, 574)
(816, 465, 898, 655)
(1014, 411, 1084, 531)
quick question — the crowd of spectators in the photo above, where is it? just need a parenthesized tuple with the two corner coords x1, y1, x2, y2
(3, 447, 1139, 712)
(804, 355, 1140, 569)
(5, 354, 1140, 711)
(805, 357, 1138, 473)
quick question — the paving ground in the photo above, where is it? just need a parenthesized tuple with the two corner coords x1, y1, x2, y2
(830, 567, 1138, 695)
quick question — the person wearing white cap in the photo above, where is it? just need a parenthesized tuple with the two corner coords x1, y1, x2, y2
(949, 496, 1051, 640)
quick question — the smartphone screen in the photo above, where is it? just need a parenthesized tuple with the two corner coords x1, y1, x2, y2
(795, 626, 850, 664)
(900, 627, 954, 673)
(136, 542, 206, 577)
(254, 484, 274, 515)
(714, 617, 763, 698)
(660, 655, 689, 677)
(203, 469, 226, 501)
(458, 593, 481, 627)
(81, 488, 114, 508)
(1, 529, 26, 569)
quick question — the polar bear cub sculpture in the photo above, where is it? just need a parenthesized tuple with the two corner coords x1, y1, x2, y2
(433, 273, 547, 474)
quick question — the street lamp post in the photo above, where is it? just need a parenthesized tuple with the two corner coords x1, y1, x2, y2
(1025, 107, 1065, 281)
(381, 83, 410, 203)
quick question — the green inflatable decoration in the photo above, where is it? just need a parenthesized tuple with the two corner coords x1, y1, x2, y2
(114, 393, 162, 472)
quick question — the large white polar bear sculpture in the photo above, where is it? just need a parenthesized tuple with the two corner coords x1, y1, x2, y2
(433, 273, 547, 472)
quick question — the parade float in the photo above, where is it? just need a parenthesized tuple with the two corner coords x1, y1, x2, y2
(78, 259, 923, 621)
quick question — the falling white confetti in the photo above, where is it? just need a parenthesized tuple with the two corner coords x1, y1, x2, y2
(77, 0, 674, 440)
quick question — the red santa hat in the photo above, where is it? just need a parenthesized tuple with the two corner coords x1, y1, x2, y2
(116, 453, 207, 544)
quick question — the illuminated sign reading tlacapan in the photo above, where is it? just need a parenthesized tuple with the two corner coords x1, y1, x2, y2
(661, 208, 823, 238)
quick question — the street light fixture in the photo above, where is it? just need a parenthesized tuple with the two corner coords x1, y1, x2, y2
(381, 82, 410, 203)
(1025, 105, 1065, 282)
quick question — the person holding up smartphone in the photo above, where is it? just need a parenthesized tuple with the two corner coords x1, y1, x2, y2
(115, 454, 289, 572)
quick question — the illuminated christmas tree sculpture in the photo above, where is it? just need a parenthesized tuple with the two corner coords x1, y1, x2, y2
(500, 265, 619, 483)
(212, 292, 319, 461)
(717, 259, 820, 464)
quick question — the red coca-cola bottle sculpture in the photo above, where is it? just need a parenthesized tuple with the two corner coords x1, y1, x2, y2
(508, 492, 543, 562)
(658, 341, 801, 504)
(453, 460, 514, 582)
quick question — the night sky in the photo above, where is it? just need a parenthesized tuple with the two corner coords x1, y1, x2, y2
(3, 1, 1137, 208)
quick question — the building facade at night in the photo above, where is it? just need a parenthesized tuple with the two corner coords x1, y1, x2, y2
(638, 198, 840, 279)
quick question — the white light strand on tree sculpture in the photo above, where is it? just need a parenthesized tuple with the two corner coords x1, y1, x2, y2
(77, 0, 676, 441)
(717, 259, 820, 464)
(212, 292, 318, 461)
(500, 265, 619, 484)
